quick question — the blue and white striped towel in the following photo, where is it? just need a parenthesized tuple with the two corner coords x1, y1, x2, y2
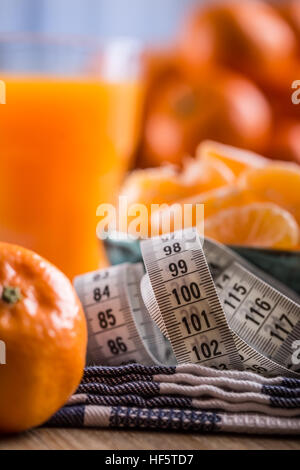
(46, 364, 300, 435)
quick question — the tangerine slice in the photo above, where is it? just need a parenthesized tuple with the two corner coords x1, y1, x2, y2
(121, 165, 186, 208)
(121, 156, 235, 209)
(150, 186, 257, 235)
(197, 140, 268, 177)
(238, 163, 300, 224)
(204, 203, 299, 249)
(181, 155, 235, 192)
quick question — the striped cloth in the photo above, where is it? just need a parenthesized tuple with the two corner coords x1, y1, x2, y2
(46, 364, 300, 435)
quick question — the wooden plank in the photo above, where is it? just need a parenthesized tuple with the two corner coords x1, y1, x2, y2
(0, 428, 300, 450)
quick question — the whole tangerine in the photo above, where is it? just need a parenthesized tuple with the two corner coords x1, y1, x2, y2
(0, 242, 87, 433)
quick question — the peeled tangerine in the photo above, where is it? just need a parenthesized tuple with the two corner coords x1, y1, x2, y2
(197, 140, 268, 177)
(0, 243, 87, 433)
(204, 203, 299, 249)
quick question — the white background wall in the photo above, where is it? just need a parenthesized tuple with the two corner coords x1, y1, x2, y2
(0, 0, 201, 42)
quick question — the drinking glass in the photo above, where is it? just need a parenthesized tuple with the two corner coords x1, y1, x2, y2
(0, 34, 143, 278)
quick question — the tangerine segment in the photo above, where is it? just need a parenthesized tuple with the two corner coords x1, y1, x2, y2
(181, 155, 235, 192)
(121, 157, 235, 209)
(197, 140, 269, 177)
(121, 165, 187, 208)
(151, 186, 257, 235)
(204, 203, 299, 249)
(238, 163, 300, 223)
(199, 185, 260, 218)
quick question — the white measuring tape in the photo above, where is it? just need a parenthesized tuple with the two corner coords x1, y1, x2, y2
(74, 229, 300, 378)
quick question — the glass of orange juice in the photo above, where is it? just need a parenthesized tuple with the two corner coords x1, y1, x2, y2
(0, 35, 143, 279)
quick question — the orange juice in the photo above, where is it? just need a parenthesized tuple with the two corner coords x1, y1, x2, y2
(0, 77, 142, 278)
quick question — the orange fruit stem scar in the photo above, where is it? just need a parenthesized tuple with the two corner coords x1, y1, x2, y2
(1, 286, 22, 304)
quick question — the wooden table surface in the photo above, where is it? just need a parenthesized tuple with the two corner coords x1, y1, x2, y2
(0, 428, 299, 450)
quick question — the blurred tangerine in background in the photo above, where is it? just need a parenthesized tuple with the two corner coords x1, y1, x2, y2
(134, 0, 300, 169)
(140, 67, 272, 167)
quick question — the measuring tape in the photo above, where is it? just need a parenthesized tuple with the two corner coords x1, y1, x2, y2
(74, 229, 300, 378)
